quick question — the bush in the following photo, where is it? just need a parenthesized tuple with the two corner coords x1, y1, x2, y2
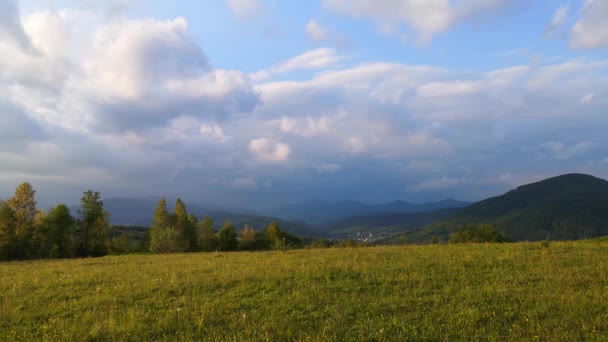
(449, 224, 509, 244)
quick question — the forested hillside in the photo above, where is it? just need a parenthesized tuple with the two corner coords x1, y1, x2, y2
(411, 174, 608, 242)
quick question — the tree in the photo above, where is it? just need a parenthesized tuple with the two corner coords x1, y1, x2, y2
(0, 201, 17, 260)
(197, 216, 218, 252)
(217, 220, 237, 251)
(7, 182, 37, 259)
(173, 199, 196, 252)
(76, 190, 110, 257)
(150, 198, 181, 254)
(449, 224, 509, 244)
(239, 224, 257, 250)
(265, 221, 287, 250)
(151, 198, 170, 230)
(45, 204, 75, 258)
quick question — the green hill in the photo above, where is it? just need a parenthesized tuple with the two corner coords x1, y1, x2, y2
(410, 173, 608, 242)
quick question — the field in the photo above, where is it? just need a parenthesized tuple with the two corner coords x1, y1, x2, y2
(1, 242, 607, 341)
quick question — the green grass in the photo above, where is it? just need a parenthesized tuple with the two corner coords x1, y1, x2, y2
(1, 242, 607, 341)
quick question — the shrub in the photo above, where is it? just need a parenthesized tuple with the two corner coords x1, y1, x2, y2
(449, 224, 509, 244)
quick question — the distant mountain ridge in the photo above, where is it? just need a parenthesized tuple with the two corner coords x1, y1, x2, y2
(73, 197, 323, 237)
(410, 173, 608, 242)
(260, 199, 471, 223)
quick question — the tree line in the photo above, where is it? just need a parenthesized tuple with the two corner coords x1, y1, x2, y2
(148, 197, 302, 253)
(0, 183, 302, 261)
(0, 183, 109, 260)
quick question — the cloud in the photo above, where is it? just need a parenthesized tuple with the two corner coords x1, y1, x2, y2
(315, 163, 342, 173)
(248, 138, 290, 162)
(276, 116, 331, 137)
(2, 2, 608, 207)
(580, 93, 594, 104)
(227, 0, 263, 19)
(0, 0, 35, 52)
(200, 124, 231, 142)
(537, 141, 596, 160)
(306, 20, 328, 42)
(322, 0, 522, 44)
(570, 0, 608, 49)
(231, 176, 258, 190)
(251, 48, 345, 81)
(34, 16, 259, 132)
(409, 177, 473, 192)
(544, 5, 569, 38)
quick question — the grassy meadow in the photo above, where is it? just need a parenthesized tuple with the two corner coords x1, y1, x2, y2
(1, 241, 607, 341)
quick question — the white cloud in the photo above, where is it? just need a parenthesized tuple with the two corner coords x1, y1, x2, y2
(251, 48, 345, 82)
(544, 6, 569, 38)
(322, 0, 521, 44)
(276, 116, 331, 137)
(200, 124, 230, 142)
(37, 16, 259, 132)
(0, 0, 35, 52)
(306, 20, 328, 42)
(227, 0, 263, 19)
(570, 0, 608, 49)
(248, 138, 290, 162)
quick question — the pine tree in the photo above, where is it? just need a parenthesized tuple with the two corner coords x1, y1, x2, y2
(76, 190, 110, 257)
(151, 198, 169, 230)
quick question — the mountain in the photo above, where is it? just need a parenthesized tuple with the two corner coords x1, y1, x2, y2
(75, 197, 323, 237)
(321, 208, 463, 236)
(260, 199, 471, 223)
(410, 173, 608, 242)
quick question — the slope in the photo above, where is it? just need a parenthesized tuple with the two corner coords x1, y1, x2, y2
(411, 173, 608, 242)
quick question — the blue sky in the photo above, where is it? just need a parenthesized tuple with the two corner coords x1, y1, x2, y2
(1, 0, 607, 209)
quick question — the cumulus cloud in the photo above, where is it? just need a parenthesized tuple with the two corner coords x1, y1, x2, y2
(276, 116, 331, 137)
(322, 0, 522, 44)
(248, 138, 290, 162)
(570, 0, 608, 49)
(4, 15, 260, 134)
(2, 1, 608, 207)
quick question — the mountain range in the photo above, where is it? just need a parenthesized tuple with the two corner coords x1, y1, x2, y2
(80, 198, 322, 237)
(259, 199, 471, 223)
(90, 173, 608, 243)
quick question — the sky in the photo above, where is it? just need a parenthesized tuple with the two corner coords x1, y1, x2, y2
(1, 0, 607, 209)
